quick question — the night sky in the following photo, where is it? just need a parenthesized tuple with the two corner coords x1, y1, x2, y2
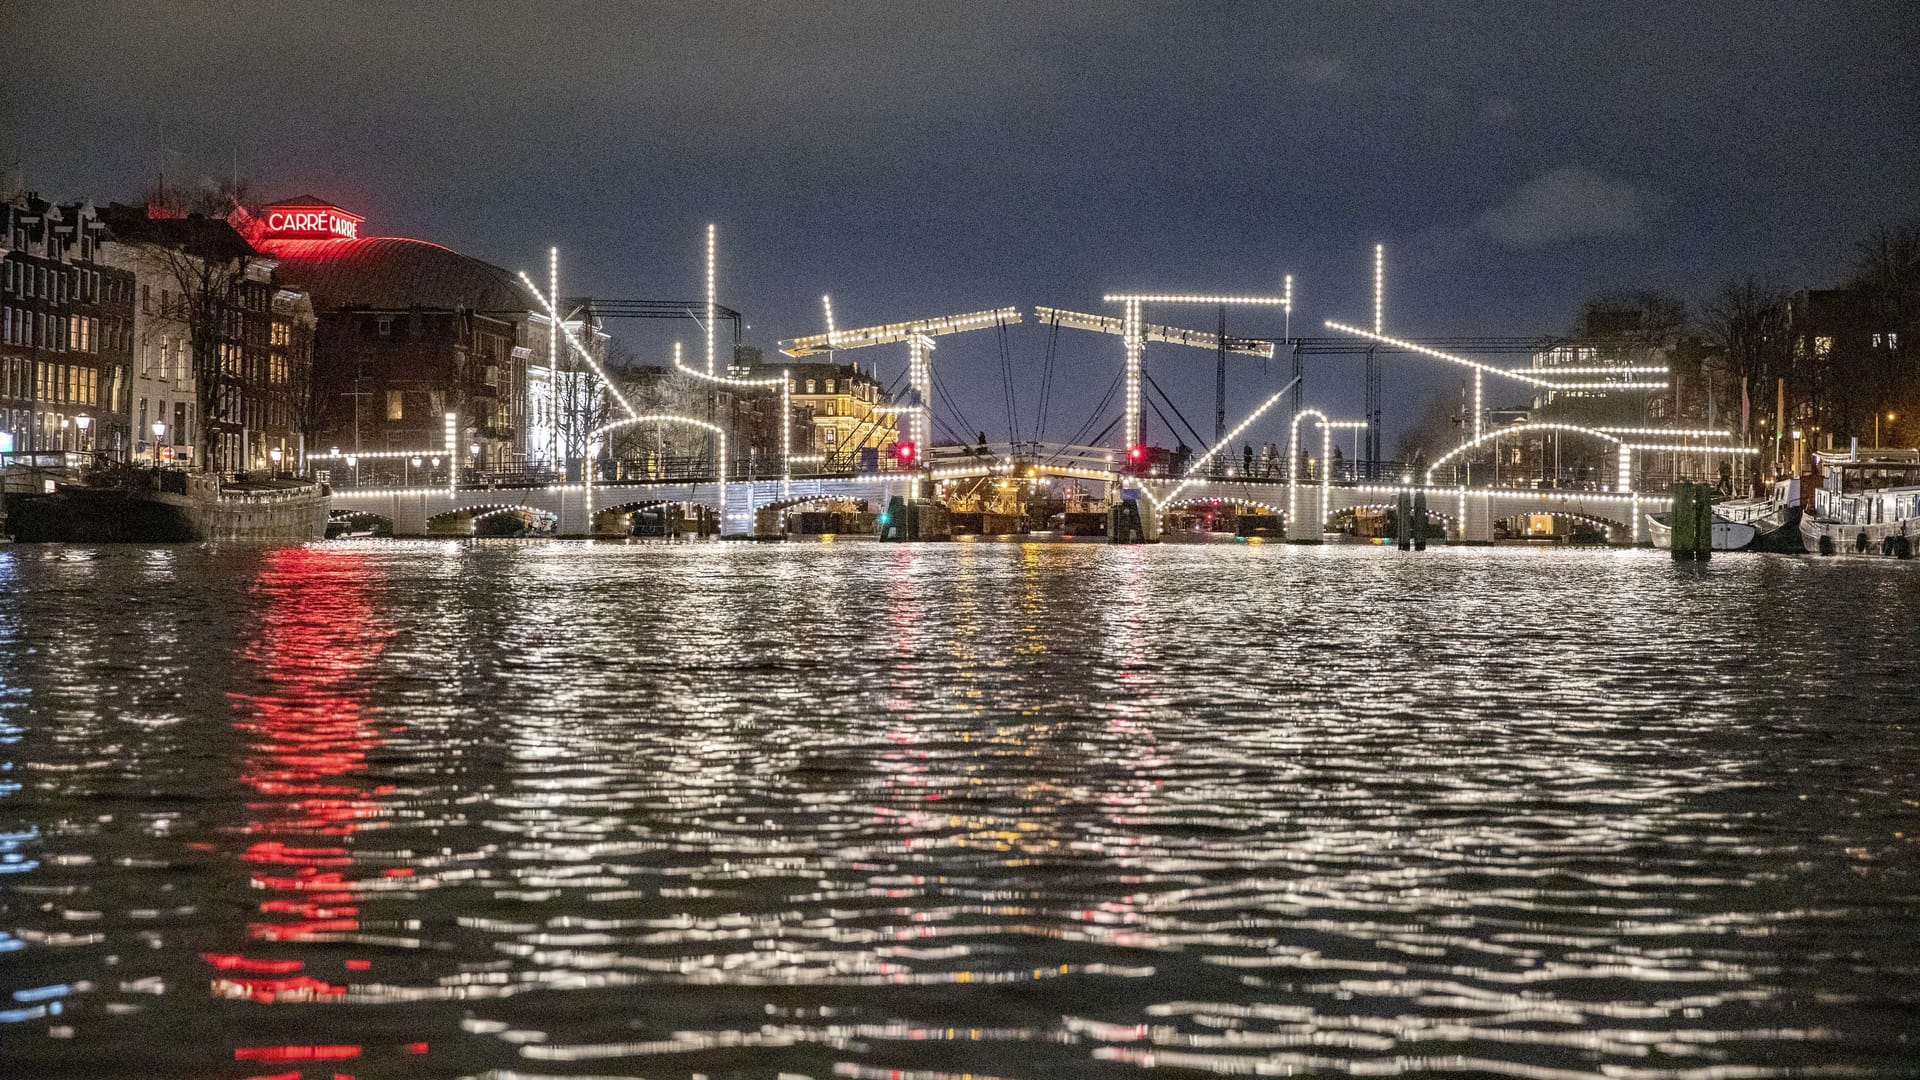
(4, 2, 1915, 448)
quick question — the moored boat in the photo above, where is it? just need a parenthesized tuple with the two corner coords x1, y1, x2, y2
(1799, 448, 1920, 557)
(1645, 511, 1757, 551)
(4, 470, 330, 543)
(1716, 476, 1806, 552)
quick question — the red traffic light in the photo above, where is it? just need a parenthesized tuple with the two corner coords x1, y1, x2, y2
(895, 441, 917, 466)
(1127, 444, 1146, 463)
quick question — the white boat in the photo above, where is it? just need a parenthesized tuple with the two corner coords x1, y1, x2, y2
(1645, 511, 1756, 551)
(1799, 448, 1920, 557)
(1715, 476, 1805, 552)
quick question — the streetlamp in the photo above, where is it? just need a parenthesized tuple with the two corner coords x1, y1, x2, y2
(345, 454, 358, 487)
(408, 455, 422, 487)
(152, 421, 166, 467)
(75, 414, 91, 454)
(1878, 411, 1898, 449)
(269, 446, 283, 474)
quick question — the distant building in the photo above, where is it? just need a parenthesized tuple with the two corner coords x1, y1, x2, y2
(775, 359, 898, 461)
(1, 192, 135, 458)
(98, 205, 308, 473)
(1793, 287, 1908, 448)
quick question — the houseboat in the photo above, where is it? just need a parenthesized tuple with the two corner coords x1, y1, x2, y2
(1800, 448, 1920, 557)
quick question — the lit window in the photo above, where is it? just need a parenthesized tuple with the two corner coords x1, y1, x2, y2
(806, 380, 816, 393)
(387, 389, 403, 420)
(826, 379, 835, 394)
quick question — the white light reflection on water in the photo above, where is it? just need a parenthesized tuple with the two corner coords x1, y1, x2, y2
(0, 541, 1915, 1078)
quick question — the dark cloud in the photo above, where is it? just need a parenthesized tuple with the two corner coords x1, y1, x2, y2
(1478, 167, 1655, 247)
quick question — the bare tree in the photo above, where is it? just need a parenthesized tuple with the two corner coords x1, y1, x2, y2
(165, 244, 252, 474)
(1702, 278, 1795, 439)
(1574, 289, 1691, 353)
(1850, 221, 1920, 329)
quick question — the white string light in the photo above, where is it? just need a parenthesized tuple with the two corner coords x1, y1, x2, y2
(780, 307, 1021, 356)
(1156, 377, 1300, 507)
(1423, 422, 1624, 482)
(1597, 426, 1737, 438)
(1102, 294, 1290, 305)
(706, 223, 717, 374)
(670, 341, 791, 499)
(518, 269, 640, 420)
(1373, 244, 1384, 335)
(588, 414, 728, 532)
(1515, 365, 1670, 376)
(1621, 443, 1759, 454)
(1034, 307, 1276, 358)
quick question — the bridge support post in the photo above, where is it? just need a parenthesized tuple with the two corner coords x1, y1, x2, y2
(1459, 492, 1495, 544)
(1109, 497, 1147, 544)
(393, 494, 430, 538)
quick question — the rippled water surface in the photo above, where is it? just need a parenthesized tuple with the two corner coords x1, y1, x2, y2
(1, 540, 1917, 1079)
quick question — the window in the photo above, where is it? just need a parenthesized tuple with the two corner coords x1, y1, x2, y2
(377, 316, 393, 337)
(806, 379, 816, 393)
(825, 379, 836, 394)
(1890, 333, 1900, 350)
(387, 389, 403, 420)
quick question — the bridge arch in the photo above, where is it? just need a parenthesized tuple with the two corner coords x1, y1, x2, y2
(1425, 422, 1625, 487)
(1327, 501, 1459, 539)
(426, 502, 560, 537)
(589, 415, 732, 532)
(1493, 507, 1633, 542)
(326, 508, 394, 539)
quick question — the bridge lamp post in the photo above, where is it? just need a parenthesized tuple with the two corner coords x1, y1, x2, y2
(152, 421, 166, 467)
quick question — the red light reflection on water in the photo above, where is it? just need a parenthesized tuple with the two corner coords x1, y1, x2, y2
(208, 547, 416, 1075)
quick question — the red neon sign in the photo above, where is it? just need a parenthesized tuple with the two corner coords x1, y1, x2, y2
(262, 205, 362, 240)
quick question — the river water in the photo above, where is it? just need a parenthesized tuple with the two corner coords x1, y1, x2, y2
(0, 540, 1916, 1079)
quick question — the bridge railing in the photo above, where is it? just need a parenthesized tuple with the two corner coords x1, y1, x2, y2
(1181, 459, 1412, 484)
(315, 452, 922, 491)
(1423, 463, 1725, 495)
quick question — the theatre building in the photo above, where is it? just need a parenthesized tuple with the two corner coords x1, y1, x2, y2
(241, 198, 541, 471)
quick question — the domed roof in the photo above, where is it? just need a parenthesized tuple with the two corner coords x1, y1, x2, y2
(263, 236, 533, 313)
